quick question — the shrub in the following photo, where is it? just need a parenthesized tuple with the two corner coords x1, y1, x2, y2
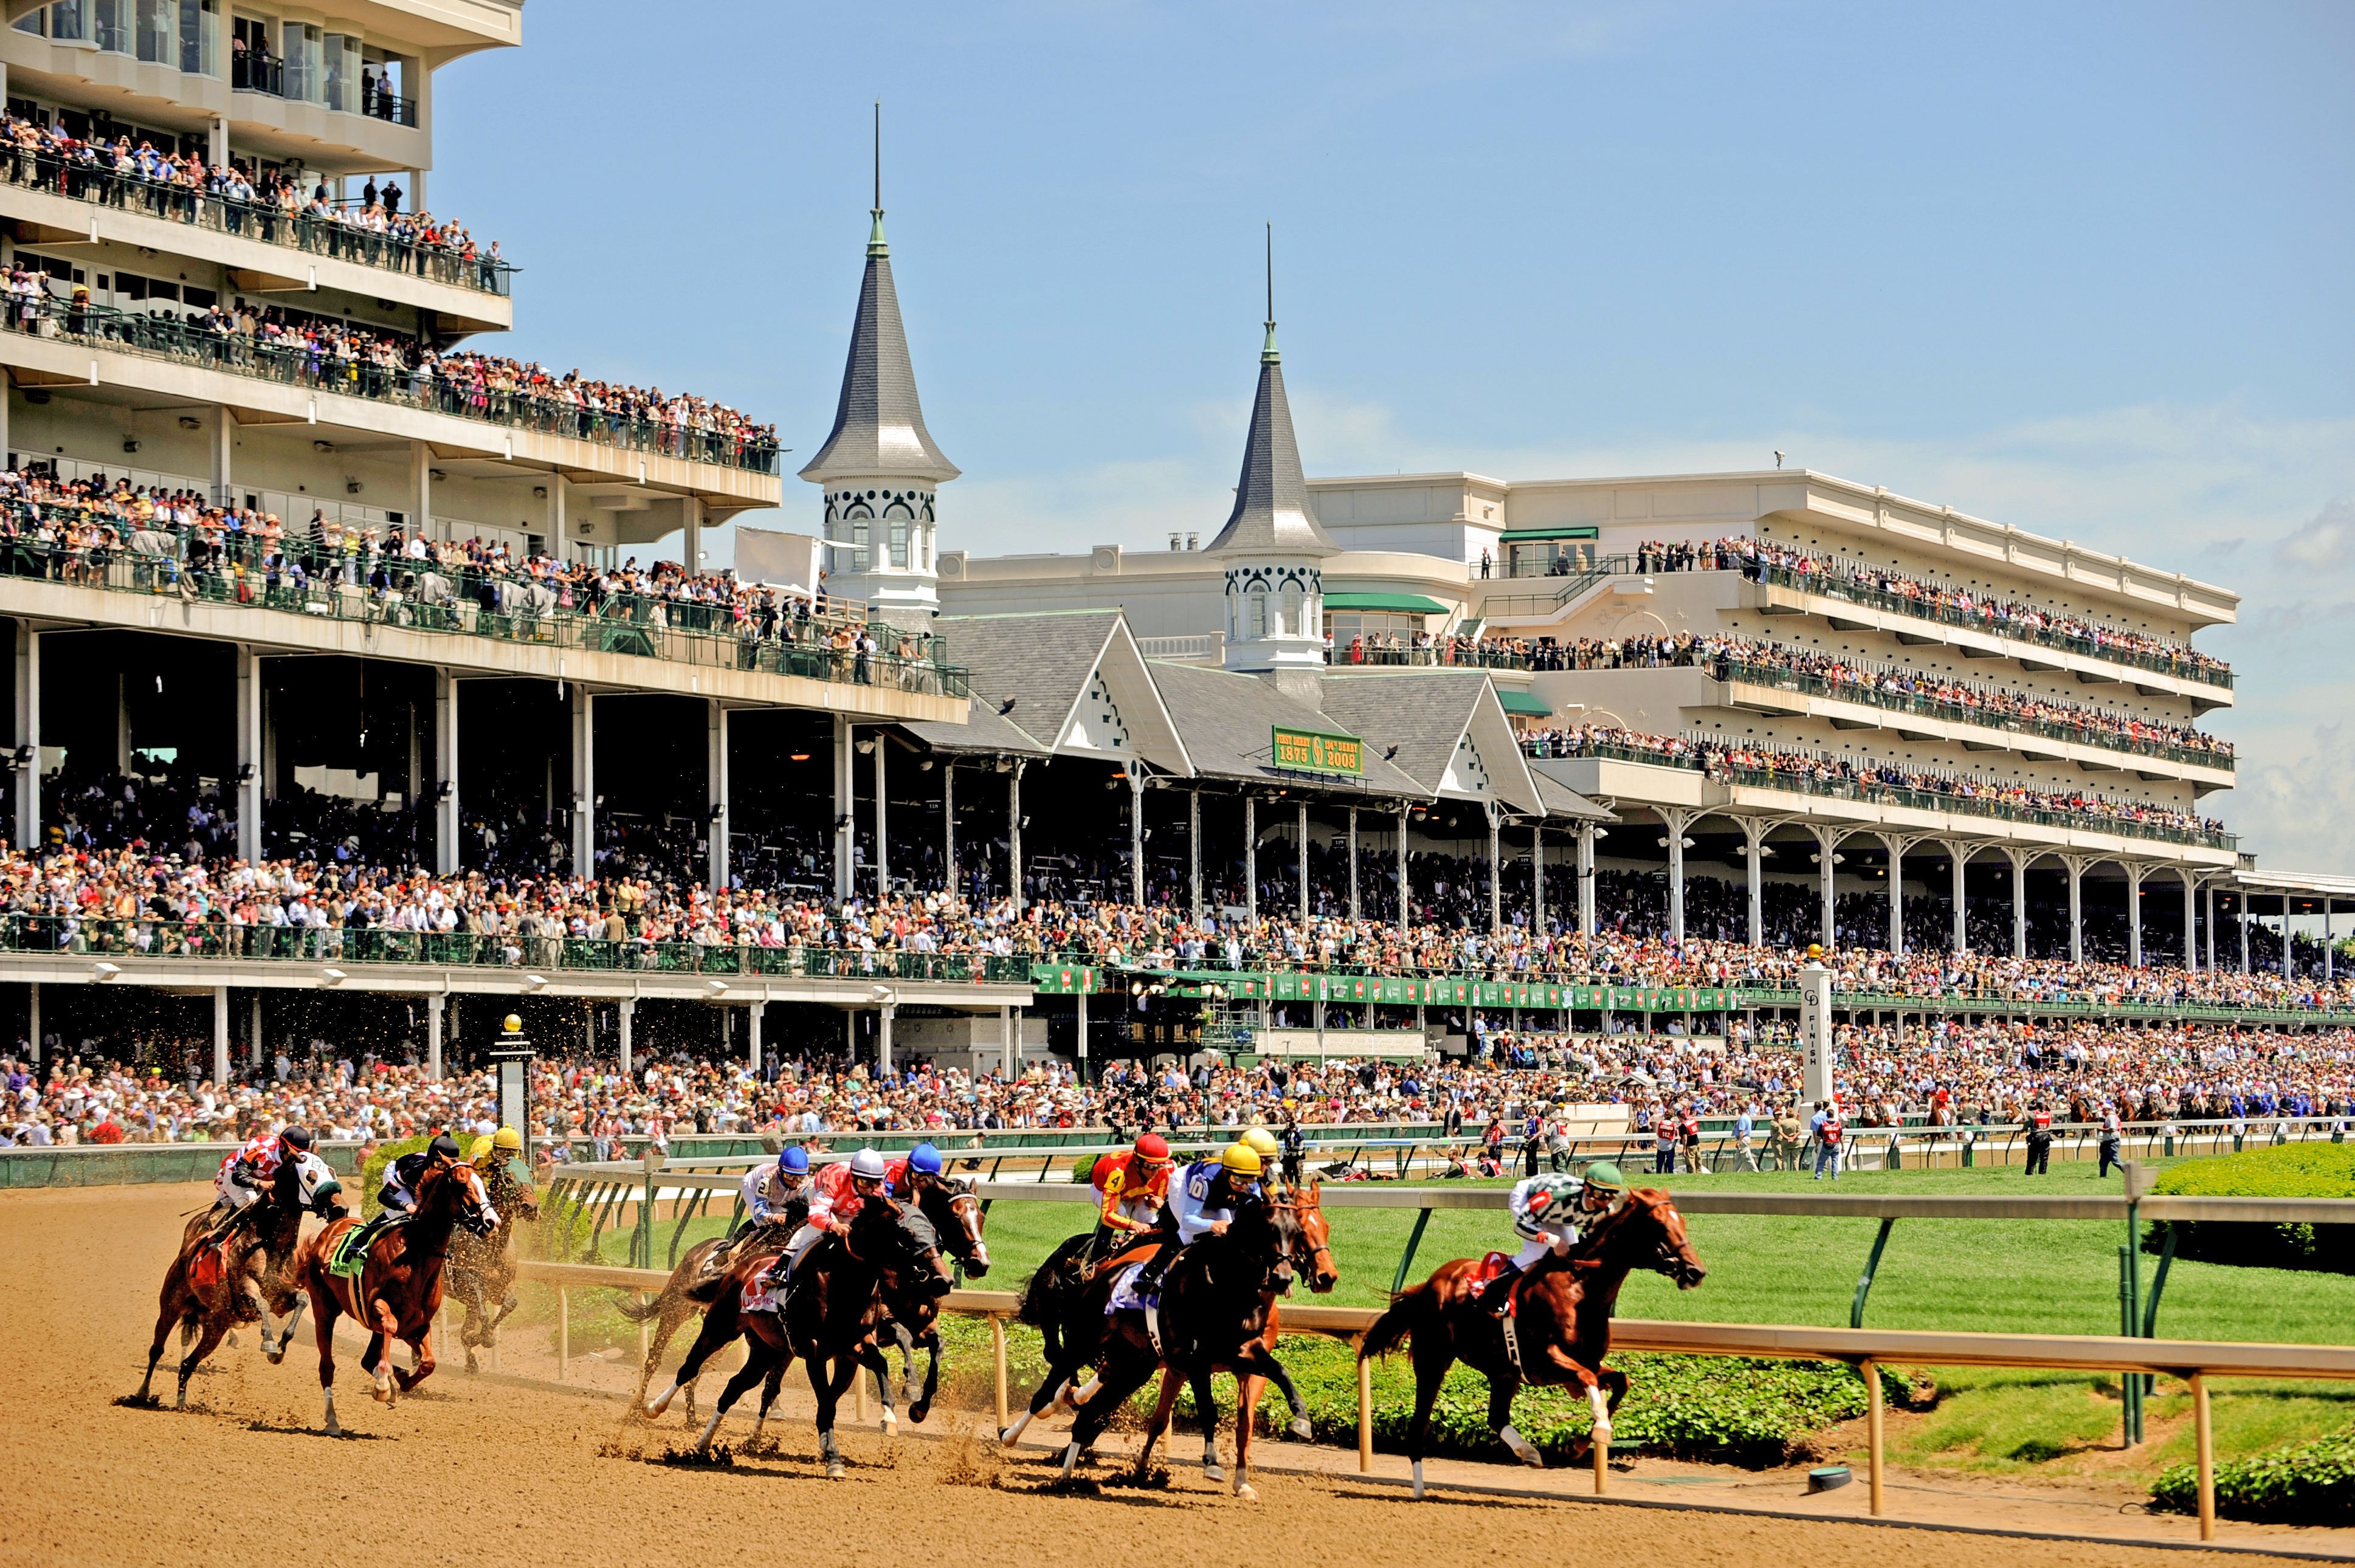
(2153, 1426, 2355, 1524)
(2145, 1143, 2355, 1273)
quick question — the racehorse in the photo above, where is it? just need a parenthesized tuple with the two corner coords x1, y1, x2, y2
(292, 1159, 500, 1434)
(874, 1177, 989, 1419)
(643, 1197, 949, 1475)
(448, 1160, 539, 1371)
(1024, 1199, 1311, 1499)
(620, 1173, 987, 1422)
(1357, 1187, 1707, 1499)
(134, 1152, 340, 1406)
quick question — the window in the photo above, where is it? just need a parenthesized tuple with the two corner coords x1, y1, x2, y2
(849, 518, 869, 572)
(1325, 610, 1424, 645)
(1279, 581, 1303, 639)
(180, 0, 216, 75)
(48, 3, 88, 43)
(1506, 538, 1596, 578)
(281, 21, 322, 101)
(92, 0, 124, 52)
(323, 31, 359, 110)
(888, 517, 908, 569)
(1247, 588, 1268, 639)
(134, 0, 170, 63)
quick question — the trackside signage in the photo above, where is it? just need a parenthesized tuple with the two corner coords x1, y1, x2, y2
(1272, 726, 1363, 776)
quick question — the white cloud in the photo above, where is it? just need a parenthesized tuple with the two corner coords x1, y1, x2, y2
(2275, 496, 2355, 574)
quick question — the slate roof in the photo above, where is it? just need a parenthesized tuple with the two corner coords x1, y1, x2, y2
(1145, 661, 1426, 799)
(1203, 339, 1338, 559)
(1315, 671, 1491, 797)
(798, 219, 959, 484)
(903, 694, 1052, 757)
(929, 610, 1124, 751)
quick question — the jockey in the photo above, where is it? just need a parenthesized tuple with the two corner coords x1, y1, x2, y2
(1089, 1131, 1172, 1257)
(340, 1134, 463, 1257)
(1479, 1159, 1626, 1315)
(213, 1124, 319, 1234)
(714, 1146, 812, 1270)
(471, 1126, 524, 1177)
(770, 1147, 892, 1284)
(1239, 1126, 1282, 1189)
(1128, 1141, 1262, 1303)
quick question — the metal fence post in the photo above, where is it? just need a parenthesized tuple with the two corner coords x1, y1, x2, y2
(1850, 1218, 1897, 1329)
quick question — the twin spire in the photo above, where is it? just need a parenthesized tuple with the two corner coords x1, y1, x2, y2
(1207, 222, 1337, 559)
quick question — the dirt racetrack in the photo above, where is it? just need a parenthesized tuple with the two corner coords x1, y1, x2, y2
(0, 1183, 2327, 1568)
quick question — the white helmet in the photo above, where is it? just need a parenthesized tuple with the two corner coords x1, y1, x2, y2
(849, 1149, 889, 1180)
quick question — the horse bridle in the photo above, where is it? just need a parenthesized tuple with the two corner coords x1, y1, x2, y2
(1266, 1195, 1336, 1284)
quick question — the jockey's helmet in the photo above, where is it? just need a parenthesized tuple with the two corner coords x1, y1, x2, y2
(467, 1134, 495, 1167)
(280, 1126, 315, 1152)
(1133, 1132, 1170, 1164)
(493, 1126, 523, 1152)
(1580, 1161, 1627, 1206)
(427, 1134, 463, 1163)
(1218, 1143, 1263, 1178)
(907, 1142, 944, 1177)
(849, 1149, 889, 1181)
(1241, 1126, 1280, 1161)
(778, 1145, 811, 1175)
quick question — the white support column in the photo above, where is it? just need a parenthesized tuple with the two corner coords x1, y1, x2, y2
(746, 1001, 762, 1077)
(207, 115, 226, 170)
(2125, 863, 2148, 967)
(570, 684, 593, 878)
(942, 761, 957, 896)
(1577, 822, 1596, 938)
(1297, 802, 1310, 923)
(212, 987, 230, 1085)
(2238, 890, 2249, 973)
(433, 667, 458, 876)
(2004, 846, 2031, 958)
(872, 734, 888, 897)
(706, 701, 729, 892)
(1188, 786, 1202, 925)
(1345, 806, 1362, 922)
(2205, 882, 2216, 972)
(1244, 796, 1258, 926)
(410, 439, 434, 542)
(2063, 855, 2093, 964)
(2184, 875, 2201, 972)
(13, 619, 38, 854)
(1131, 771, 1148, 907)
(249, 993, 263, 1071)
(833, 715, 855, 902)
(550, 475, 570, 563)
(1880, 833, 1923, 957)
(1810, 824, 1852, 950)
(1487, 803, 1503, 937)
(426, 994, 444, 1082)
(1001, 1003, 1015, 1080)
(1396, 804, 1411, 937)
(681, 495, 705, 576)
(210, 404, 233, 506)
(1741, 819, 1768, 949)
(1943, 841, 1973, 955)
(878, 1001, 895, 1078)
(235, 644, 263, 863)
(1008, 758, 1026, 913)
(1660, 807, 1700, 944)
(617, 997, 634, 1076)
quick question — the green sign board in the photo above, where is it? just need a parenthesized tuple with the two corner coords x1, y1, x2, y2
(1272, 726, 1364, 776)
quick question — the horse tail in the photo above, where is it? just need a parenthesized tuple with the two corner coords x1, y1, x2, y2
(1358, 1280, 1435, 1363)
(610, 1288, 667, 1322)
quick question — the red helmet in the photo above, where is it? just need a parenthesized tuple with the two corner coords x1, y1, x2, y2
(1134, 1132, 1170, 1163)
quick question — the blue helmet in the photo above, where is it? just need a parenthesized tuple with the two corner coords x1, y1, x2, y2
(907, 1142, 943, 1176)
(778, 1146, 810, 1174)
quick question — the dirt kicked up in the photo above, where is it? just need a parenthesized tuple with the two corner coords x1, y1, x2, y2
(0, 1183, 2319, 1568)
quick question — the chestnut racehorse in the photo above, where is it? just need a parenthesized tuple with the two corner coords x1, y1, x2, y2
(294, 1160, 499, 1434)
(1357, 1187, 1707, 1498)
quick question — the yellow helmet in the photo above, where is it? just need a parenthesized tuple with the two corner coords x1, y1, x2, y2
(493, 1126, 523, 1151)
(1219, 1143, 1263, 1177)
(467, 1134, 495, 1166)
(1240, 1126, 1280, 1159)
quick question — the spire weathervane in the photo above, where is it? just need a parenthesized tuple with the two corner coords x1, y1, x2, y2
(1263, 221, 1278, 362)
(868, 101, 888, 257)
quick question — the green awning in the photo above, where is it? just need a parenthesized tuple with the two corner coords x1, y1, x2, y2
(1498, 691, 1553, 717)
(1325, 591, 1450, 614)
(1497, 526, 1600, 544)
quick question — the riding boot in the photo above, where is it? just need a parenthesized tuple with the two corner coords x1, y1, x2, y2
(1481, 1262, 1523, 1315)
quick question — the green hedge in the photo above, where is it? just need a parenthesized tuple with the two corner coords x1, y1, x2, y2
(2145, 1143, 2355, 1273)
(2153, 1426, 2355, 1524)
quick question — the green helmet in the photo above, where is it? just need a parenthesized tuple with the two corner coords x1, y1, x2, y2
(1580, 1160, 1627, 1195)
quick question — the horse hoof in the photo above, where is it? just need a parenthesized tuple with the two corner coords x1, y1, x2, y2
(323, 1419, 342, 1437)
(1204, 1462, 1226, 1483)
(909, 1401, 931, 1426)
(826, 1459, 846, 1480)
(1289, 1415, 1314, 1441)
(1235, 1482, 1260, 1502)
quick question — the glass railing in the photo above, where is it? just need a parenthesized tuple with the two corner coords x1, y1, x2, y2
(5, 297, 780, 475)
(1324, 641, 1543, 670)
(1516, 733, 2236, 850)
(0, 914, 1033, 984)
(1710, 653, 2233, 770)
(0, 515, 969, 696)
(1746, 560, 2234, 690)
(0, 143, 508, 295)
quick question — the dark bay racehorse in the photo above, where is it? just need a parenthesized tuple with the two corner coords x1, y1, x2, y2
(294, 1160, 500, 1434)
(449, 1160, 539, 1371)
(643, 1197, 950, 1475)
(1357, 1187, 1707, 1498)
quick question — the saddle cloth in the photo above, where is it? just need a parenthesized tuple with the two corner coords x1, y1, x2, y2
(1105, 1262, 1161, 1315)
(188, 1241, 229, 1292)
(739, 1254, 785, 1315)
(1465, 1251, 1512, 1296)
(328, 1219, 395, 1279)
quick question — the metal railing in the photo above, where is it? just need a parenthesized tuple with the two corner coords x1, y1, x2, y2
(3, 297, 781, 475)
(0, 913, 1029, 984)
(0, 520, 968, 695)
(1712, 653, 2232, 769)
(1324, 641, 1543, 671)
(0, 142, 487, 291)
(1748, 560, 2235, 691)
(1476, 555, 1623, 621)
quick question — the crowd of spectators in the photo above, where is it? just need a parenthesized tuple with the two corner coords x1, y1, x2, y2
(1517, 721, 2231, 842)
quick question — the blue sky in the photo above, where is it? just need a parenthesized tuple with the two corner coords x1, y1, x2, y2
(433, 1, 2354, 870)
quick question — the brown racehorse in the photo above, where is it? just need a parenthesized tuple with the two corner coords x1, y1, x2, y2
(448, 1160, 539, 1371)
(643, 1197, 948, 1474)
(293, 1159, 500, 1434)
(1050, 1198, 1311, 1499)
(1357, 1188, 1707, 1499)
(134, 1153, 344, 1406)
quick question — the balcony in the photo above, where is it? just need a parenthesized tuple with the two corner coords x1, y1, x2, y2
(1519, 734, 2238, 853)
(230, 55, 418, 127)
(1709, 652, 2233, 776)
(5, 297, 781, 477)
(0, 517, 970, 704)
(1745, 559, 2232, 693)
(0, 145, 511, 297)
